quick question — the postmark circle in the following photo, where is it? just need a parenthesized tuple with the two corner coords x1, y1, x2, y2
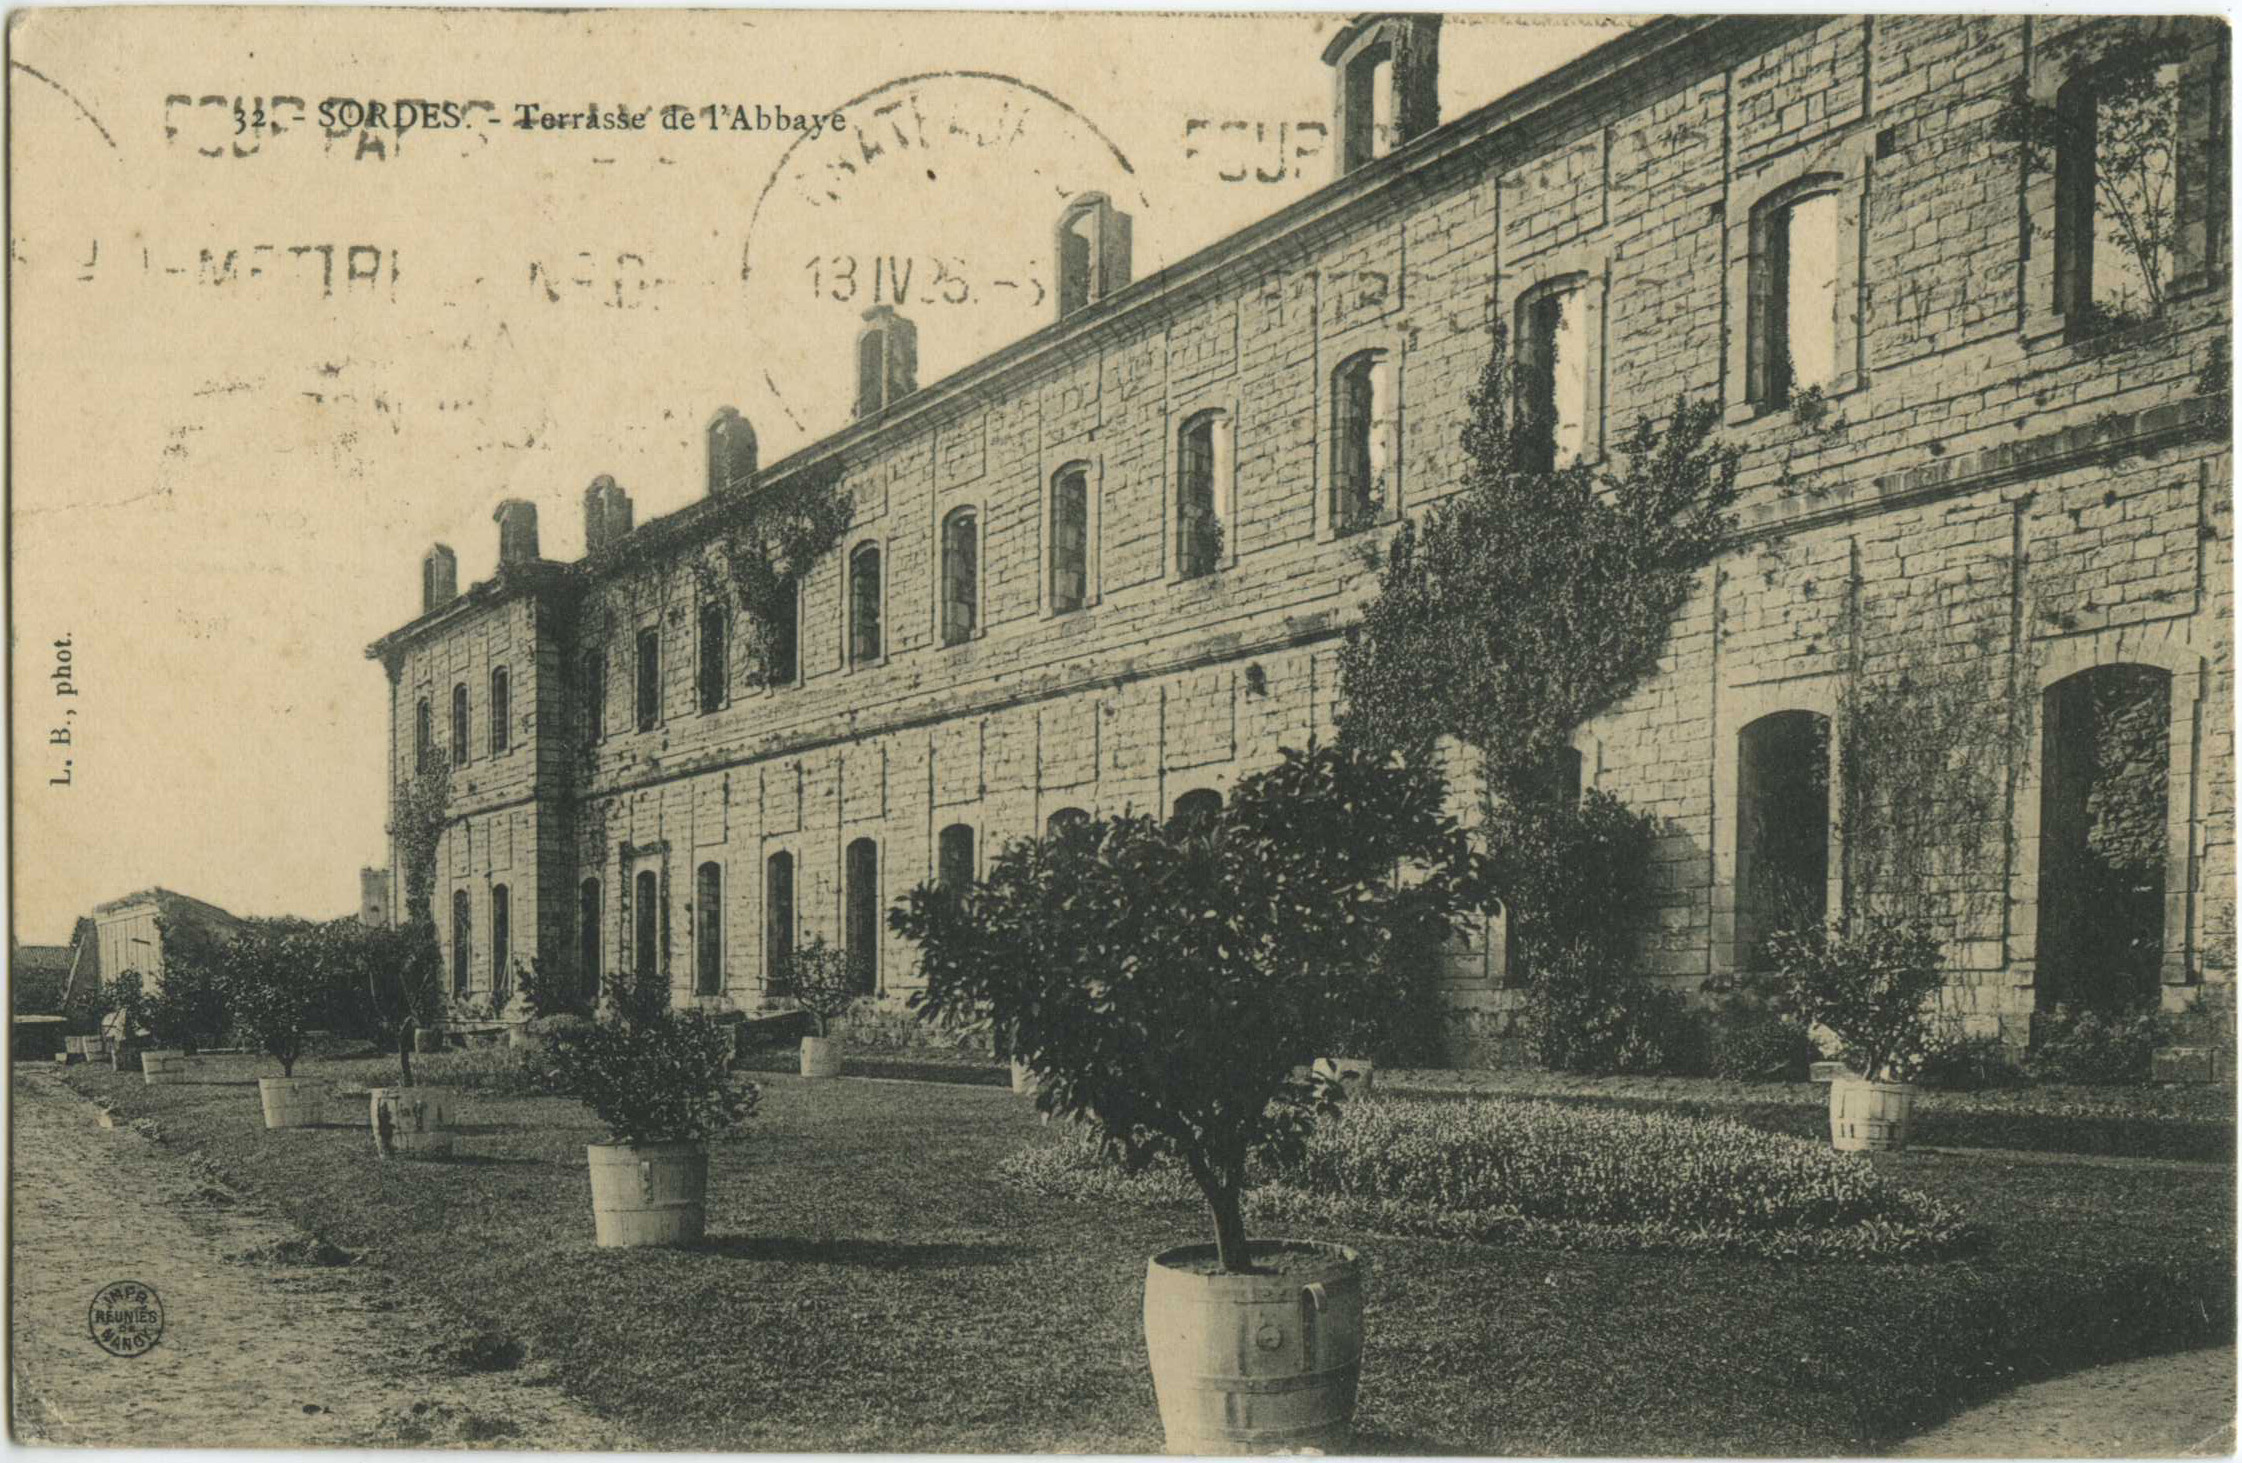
(87, 1279, 165, 1358)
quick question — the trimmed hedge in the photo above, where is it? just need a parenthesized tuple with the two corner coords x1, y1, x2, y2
(1003, 1096, 1977, 1261)
(731, 1048, 1012, 1087)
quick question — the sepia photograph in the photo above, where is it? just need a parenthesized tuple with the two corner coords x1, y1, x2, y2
(6, 6, 2236, 1454)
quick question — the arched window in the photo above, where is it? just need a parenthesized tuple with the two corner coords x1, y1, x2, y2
(415, 698, 434, 772)
(1517, 280, 1587, 473)
(1050, 467, 1089, 614)
(2037, 664, 2172, 1014)
(849, 544, 883, 666)
(938, 823, 976, 890)
(1735, 711, 1832, 971)
(1177, 410, 1229, 579)
(634, 869, 660, 979)
(1046, 807, 1090, 837)
(491, 884, 511, 999)
(1172, 788, 1222, 834)
(698, 602, 727, 714)
(581, 649, 606, 746)
(489, 668, 511, 754)
(451, 683, 471, 764)
(578, 877, 602, 998)
(1330, 351, 1393, 534)
(845, 837, 880, 994)
(695, 862, 723, 997)
(635, 627, 661, 731)
(764, 851, 795, 984)
(940, 509, 978, 646)
(1750, 180, 1841, 406)
(451, 888, 472, 997)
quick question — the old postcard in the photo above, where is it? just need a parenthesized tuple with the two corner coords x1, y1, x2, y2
(8, 7, 2235, 1456)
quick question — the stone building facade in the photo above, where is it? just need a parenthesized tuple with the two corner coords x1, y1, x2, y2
(367, 14, 2233, 1067)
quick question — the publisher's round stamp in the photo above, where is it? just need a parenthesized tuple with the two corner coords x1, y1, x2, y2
(87, 1279, 165, 1358)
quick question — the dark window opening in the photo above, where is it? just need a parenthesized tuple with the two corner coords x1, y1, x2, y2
(941, 510, 978, 646)
(695, 862, 723, 997)
(1046, 807, 1090, 838)
(1516, 282, 1586, 475)
(1171, 788, 1222, 835)
(451, 888, 472, 997)
(845, 837, 879, 994)
(1735, 711, 1832, 972)
(1331, 352, 1391, 534)
(938, 823, 976, 891)
(764, 851, 795, 985)
(415, 699, 434, 772)
(489, 668, 511, 754)
(1178, 412, 1225, 579)
(1050, 469, 1089, 613)
(698, 603, 727, 714)
(850, 545, 883, 666)
(767, 581, 801, 687)
(451, 684, 470, 764)
(634, 869, 660, 979)
(582, 651, 606, 745)
(636, 627, 661, 731)
(2036, 664, 2171, 1015)
(491, 884, 511, 999)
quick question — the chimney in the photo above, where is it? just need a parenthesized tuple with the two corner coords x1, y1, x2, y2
(707, 407, 758, 496)
(421, 543, 457, 612)
(1323, 13, 1441, 178)
(494, 499, 540, 565)
(1054, 193, 1134, 320)
(583, 475, 634, 555)
(854, 305, 918, 419)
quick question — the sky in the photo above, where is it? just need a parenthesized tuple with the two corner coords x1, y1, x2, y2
(8, 8, 1629, 943)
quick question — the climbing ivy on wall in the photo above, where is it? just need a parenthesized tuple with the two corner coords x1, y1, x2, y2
(700, 457, 853, 688)
(1336, 323, 1742, 804)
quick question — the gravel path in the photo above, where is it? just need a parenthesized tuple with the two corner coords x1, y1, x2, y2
(1891, 1346, 2236, 1458)
(9, 1069, 634, 1449)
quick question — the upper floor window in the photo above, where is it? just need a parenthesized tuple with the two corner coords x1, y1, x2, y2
(1516, 280, 1587, 473)
(582, 649, 606, 745)
(766, 581, 801, 687)
(488, 667, 511, 754)
(1751, 183, 1841, 406)
(450, 683, 471, 764)
(1177, 410, 1229, 579)
(1050, 467, 1090, 614)
(2057, 57, 2184, 322)
(849, 544, 883, 666)
(940, 509, 978, 647)
(635, 626, 661, 732)
(1330, 351, 1393, 534)
(415, 698, 434, 772)
(698, 602, 727, 714)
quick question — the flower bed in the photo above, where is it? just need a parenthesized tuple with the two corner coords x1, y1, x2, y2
(1003, 1096, 1977, 1261)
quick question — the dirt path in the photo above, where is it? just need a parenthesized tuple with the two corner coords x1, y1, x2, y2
(9, 1069, 634, 1449)
(1890, 1346, 2236, 1458)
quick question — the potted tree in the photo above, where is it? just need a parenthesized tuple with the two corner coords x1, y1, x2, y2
(1766, 916, 1946, 1152)
(899, 743, 1481, 1454)
(219, 919, 330, 1130)
(535, 966, 760, 1247)
(775, 937, 861, 1079)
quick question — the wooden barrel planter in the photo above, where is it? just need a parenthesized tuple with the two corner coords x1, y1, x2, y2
(1311, 1056, 1376, 1095)
(799, 1036, 842, 1079)
(586, 1142, 708, 1247)
(141, 1051, 192, 1087)
(66, 1035, 109, 1061)
(1829, 1078, 1916, 1153)
(257, 1076, 328, 1130)
(1143, 1240, 1364, 1455)
(1010, 1059, 1041, 1097)
(368, 1087, 453, 1158)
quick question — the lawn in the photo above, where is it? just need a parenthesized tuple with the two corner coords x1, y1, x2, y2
(58, 1054, 2235, 1454)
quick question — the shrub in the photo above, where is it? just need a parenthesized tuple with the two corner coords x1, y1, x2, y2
(1522, 940, 1706, 1075)
(217, 918, 329, 1077)
(1913, 1021, 2025, 1092)
(1704, 973, 1821, 1082)
(1001, 1096, 1976, 1262)
(1766, 917, 1945, 1082)
(900, 742, 1484, 1272)
(148, 915, 233, 1051)
(2021, 1004, 2172, 1086)
(772, 937, 863, 1040)
(409, 1046, 544, 1097)
(536, 973, 759, 1145)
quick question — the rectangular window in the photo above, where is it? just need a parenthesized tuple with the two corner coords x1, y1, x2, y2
(451, 684, 471, 764)
(941, 512, 978, 646)
(698, 603, 726, 714)
(1331, 353, 1391, 532)
(767, 583, 800, 687)
(583, 651, 606, 745)
(636, 627, 660, 731)
(1518, 285, 1585, 473)
(1050, 470, 1089, 613)
(695, 862, 723, 997)
(491, 885, 511, 997)
(850, 547, 883, 666)
(1178, 414, 1226, 578)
